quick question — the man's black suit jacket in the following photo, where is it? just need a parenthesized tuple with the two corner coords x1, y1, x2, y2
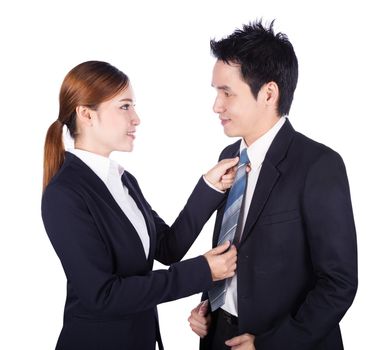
(42, 152, 225, 350)
(201, 119, 357, 350)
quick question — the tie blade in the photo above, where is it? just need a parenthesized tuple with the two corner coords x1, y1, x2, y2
(239, 148, 249, 164)
(217, 195, 244, 243)
(225, 170, 247, 206)
(209, 148, 249, 311)
(208, 284, 227, 311)
(224, 196, 244, 219)
(217, 223, 237, 245)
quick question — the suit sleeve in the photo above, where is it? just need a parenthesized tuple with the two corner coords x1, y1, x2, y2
(256, 151, 358, 349)
(151, 177, 226, 265)
(199, 146, 234, 303)
(42, 183, 215, 317)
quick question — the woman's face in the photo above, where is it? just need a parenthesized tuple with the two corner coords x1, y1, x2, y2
(87, 83, 140, 157)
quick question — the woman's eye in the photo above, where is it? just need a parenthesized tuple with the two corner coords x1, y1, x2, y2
(121, 104, 132, 110)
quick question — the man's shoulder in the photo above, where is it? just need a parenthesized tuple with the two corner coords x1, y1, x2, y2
(218, 139, 241, 160)
(288, 130, 347, 175)
(293, 130, 339, 159)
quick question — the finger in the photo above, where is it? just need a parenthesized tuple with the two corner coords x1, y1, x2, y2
(227, 165, 238, 175)
(226, 334, 253, 348)
(189, 322, 206, 337)
(225, 335, 244, 347)
(231, 345, 244, 350)
(217, 157, 239, 173)
(225, 261, 237, 276)
(192, 303, 201, 313)
(221, 171, 237, 180)
(191, 325, 208, 338)
(220, 179, 235, 187)
(198, 300, 209, 316)
(225, 267, 237, 278)
(220, 179, 234, 187)
(227, 251, 238, 263)
(189, 310, 207, 322)
(188, 315, 210, 335)
(210, 240, 231, 255)
(221, 184, 233, 190)
(230, 263, 237, 271)
(223, 171, 237, 181)
(220, 183, 233, 191)
(229, 256, 238, 266)
(223, 255, 237, 269)
(189, 317, 208, 331)
(223, 245, 238, 259)
(190, 310, 208, 322)
(221, 179, 235, 186)
(224, 272, 235, 279)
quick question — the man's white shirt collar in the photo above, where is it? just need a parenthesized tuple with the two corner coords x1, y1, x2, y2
(240, 117, 286, 170)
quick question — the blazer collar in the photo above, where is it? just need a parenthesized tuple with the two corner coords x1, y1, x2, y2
(264, 118, 295, 167)
(240, 118, 295, 244)
(216, 119, 295, 246)
(64, 152, 154, 263)
(226, 118, 295, 167)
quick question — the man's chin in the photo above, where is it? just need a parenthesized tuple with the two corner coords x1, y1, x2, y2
(224, 129, 240, 138)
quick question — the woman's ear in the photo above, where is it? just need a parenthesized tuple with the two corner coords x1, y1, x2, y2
(76, 106, 94, 127)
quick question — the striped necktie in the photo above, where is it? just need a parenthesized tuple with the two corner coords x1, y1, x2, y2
(208, 148, 250, 312)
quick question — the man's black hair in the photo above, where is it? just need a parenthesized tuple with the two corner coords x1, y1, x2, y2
(211, 19, 298, 116)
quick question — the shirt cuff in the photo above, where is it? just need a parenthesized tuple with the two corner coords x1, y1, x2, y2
(202, 175, 225, 193)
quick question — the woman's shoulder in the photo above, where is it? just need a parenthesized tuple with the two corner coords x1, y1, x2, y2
(43, 153, 88, 199)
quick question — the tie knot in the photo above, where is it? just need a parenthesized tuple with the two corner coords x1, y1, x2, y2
(239, 148, 249, 165)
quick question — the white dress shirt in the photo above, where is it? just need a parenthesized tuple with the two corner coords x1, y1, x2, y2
(67, 149, 150, 258)
(222, 117, 286, 316)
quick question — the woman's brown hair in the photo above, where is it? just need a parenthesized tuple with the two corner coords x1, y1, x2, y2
(43, 61, 129, 191)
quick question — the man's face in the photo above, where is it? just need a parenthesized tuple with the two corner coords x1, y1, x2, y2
(211, 60, 269, 146)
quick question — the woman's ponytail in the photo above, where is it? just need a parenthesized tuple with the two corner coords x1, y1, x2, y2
(43, 120, 65, 191)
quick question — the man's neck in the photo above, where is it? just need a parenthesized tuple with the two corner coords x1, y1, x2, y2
(244, 116, 281, 146)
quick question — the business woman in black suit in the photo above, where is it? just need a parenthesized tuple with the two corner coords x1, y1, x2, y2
(41, 61, 238, 350)
(189, 21, 357, 349)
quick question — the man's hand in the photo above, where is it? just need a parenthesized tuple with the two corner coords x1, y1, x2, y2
(225, 333, 255, 350)
(188, 300, 211, 338)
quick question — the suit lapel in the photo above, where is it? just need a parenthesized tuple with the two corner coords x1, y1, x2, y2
(66, 153, 136, 231)
(121, 173, 156, 264)
(240, 161, 280, 244)
(240, 119, 295, 245)
(67, 152, 154, 264)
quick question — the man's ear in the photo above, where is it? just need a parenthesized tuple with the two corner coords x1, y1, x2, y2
(264, 81, 279, 107)
(75, 106, 94, 127)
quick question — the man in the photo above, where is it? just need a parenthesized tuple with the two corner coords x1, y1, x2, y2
(188, 20, 357, 350)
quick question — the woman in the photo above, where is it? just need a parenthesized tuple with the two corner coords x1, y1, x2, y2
(41, 61, 238, 350)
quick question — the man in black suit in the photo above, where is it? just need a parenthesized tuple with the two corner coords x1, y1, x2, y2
(188, 20, 357, 350)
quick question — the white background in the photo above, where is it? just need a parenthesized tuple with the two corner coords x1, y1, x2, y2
(1, 0, 386, 349)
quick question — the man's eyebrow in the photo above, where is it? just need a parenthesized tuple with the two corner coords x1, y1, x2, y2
(211, 84, 231, 91)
